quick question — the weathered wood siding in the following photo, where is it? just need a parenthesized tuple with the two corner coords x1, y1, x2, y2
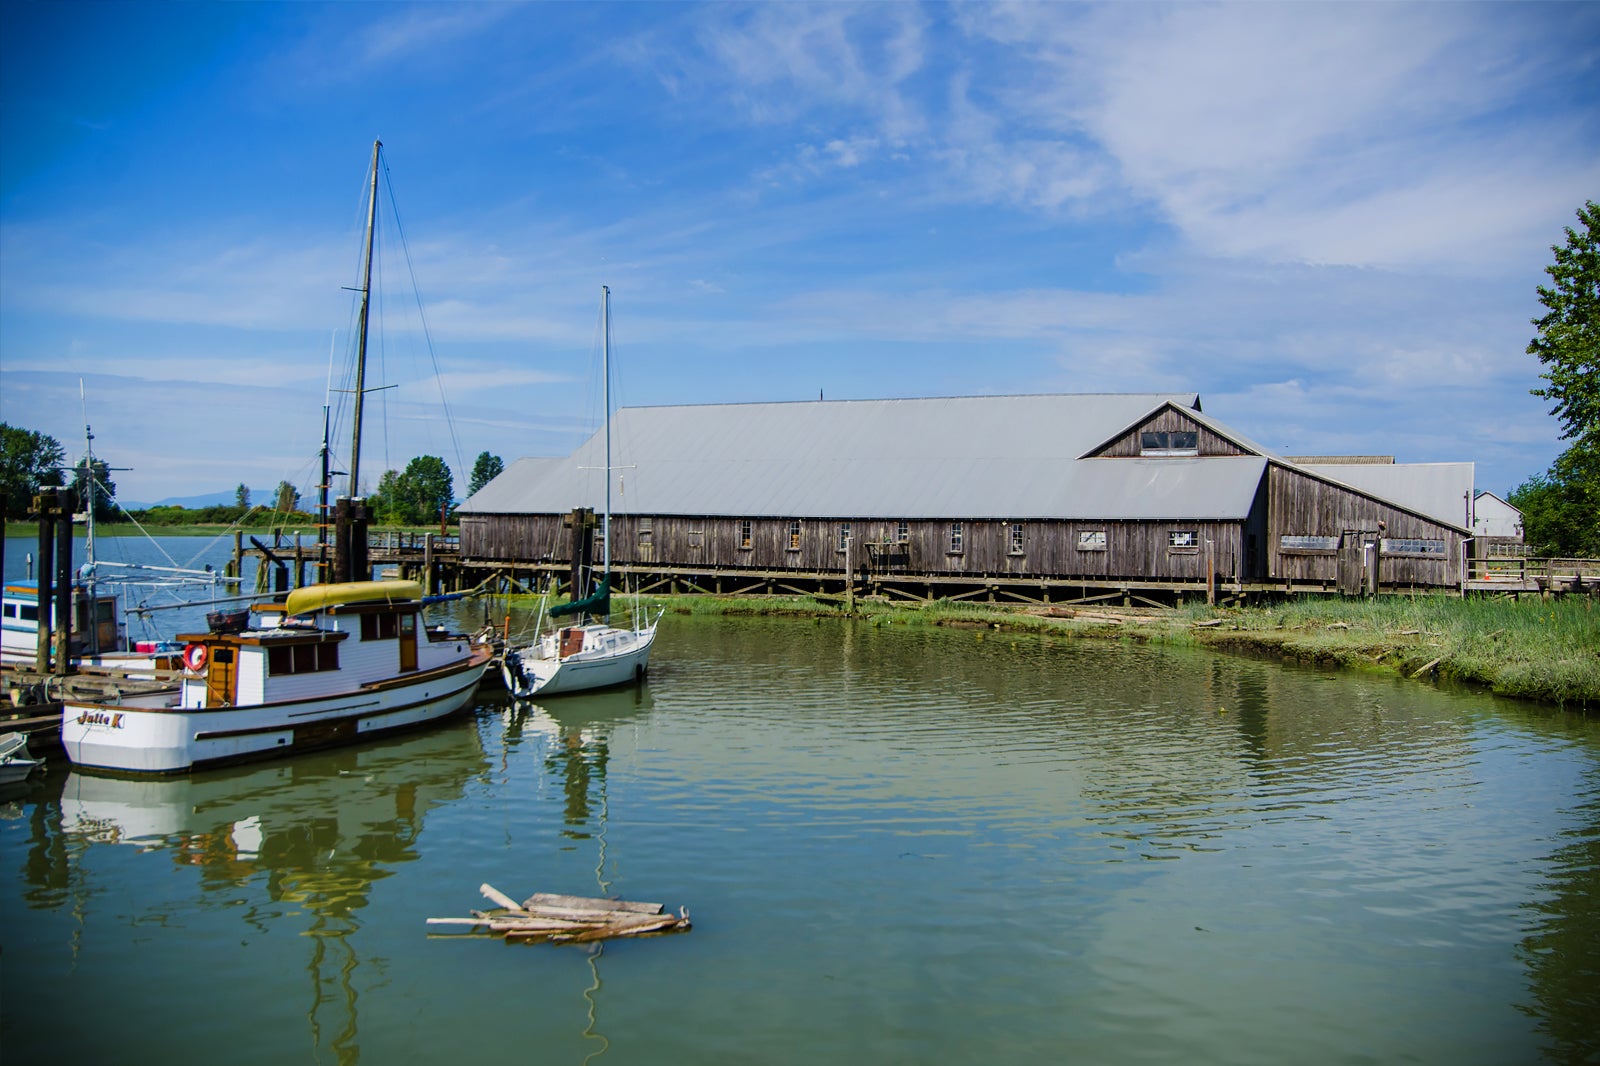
(466, 513, 1249, 583)
(1093, 407, 1248, 458)
(1265, 465, 1463, 586)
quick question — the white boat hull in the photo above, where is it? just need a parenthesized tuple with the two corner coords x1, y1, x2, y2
(62, 652, 491, 775)
(502, 625, 655, 698)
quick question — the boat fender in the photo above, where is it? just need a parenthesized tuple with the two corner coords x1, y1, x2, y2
(183, 643, 209, 672)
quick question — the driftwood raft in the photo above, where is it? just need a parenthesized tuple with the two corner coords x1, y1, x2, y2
(427, 884, 691, 944)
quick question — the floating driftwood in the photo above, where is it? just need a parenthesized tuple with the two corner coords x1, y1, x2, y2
(426, 883, 691, 945)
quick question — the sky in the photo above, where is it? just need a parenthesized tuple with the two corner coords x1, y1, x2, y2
(1, 1, 1596, 508)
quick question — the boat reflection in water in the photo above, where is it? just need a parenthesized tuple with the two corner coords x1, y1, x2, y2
(503, 686, 656, 1064)
(57, 723, 488, 1063)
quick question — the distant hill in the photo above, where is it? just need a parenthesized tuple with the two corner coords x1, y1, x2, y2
(120, 489, 274, 510)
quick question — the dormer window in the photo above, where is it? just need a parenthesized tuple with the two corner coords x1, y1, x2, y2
(1140, 430, 1198, 456)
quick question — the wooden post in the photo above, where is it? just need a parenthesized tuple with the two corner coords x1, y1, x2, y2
(34, 487, 56, 673)
(423, 534, 435, 597)
(351, 498, 371, 581)
(1205, 539, 1216, 605)
(333, 496, 352, 583)
(53, 487, 75, 675)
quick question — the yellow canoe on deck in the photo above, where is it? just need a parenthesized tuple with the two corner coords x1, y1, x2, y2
(282, 580, 423, 616)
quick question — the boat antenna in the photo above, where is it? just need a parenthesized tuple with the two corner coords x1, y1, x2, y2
(348, 138, 381, 497)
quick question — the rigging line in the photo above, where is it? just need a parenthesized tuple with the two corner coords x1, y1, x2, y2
(382, 172, 468, 483)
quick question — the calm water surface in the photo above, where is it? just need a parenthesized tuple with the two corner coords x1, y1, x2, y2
(3, 608, 1599, 1064)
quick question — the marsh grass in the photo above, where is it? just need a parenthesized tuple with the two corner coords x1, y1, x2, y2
(641, 591, 1600, 707)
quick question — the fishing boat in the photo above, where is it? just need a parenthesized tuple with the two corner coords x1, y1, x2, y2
(0, 732, 43, 785)
(502, 287, 660, 699)
(60, 141, 492, 774)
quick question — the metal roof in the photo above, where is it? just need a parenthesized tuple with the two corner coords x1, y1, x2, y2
(1296, 462, 1475, 528)
(460, 393, 1280, 520)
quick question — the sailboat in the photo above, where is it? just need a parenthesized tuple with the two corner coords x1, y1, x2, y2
(502, 287, 660, 699)
(60, 140, 493, 774)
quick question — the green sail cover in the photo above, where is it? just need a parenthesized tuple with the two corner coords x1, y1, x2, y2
(550, 577, 610, 619)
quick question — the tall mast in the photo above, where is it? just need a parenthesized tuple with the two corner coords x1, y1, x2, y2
(348, 138, 381, 497)
(80, 379, 96, 576)
(602, 284, 612, 583)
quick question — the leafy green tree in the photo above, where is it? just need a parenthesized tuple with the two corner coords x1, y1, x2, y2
(273, 480, 300, 512)
(235, 483, 251, 509)
(0, 423, 65, 515)
(1518, 201, 1600, 556)
(1530, 200, 1600, 446)
(469, 451, 504, 496)
(70, 456, 119, 522)
(1510, 443, 1600, 557)
(399, 455, 454, 525)
(369, 470, 403, 525)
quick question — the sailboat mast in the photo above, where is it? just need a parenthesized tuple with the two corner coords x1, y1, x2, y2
(602, 284, 612, 582)
(80, 380, 96, 578)
(348, 138, 381, 497)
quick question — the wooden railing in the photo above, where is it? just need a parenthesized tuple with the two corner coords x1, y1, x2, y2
(1465, 556, 1600, 587)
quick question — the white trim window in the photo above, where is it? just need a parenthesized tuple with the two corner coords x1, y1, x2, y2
(1140, 430, 1199, 456)
(949, 521, 964, 554)
(1008, 523, 1024, 555)
(1077, 530, 1107, 552)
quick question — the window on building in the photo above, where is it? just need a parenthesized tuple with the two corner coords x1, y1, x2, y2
(1077, 530, 1108, 551)
(1381, 538, 1447, 556)
(1168, 530, 1199, 551)
(788, 520, 802, 551)
(268, 642, 340, 676)
(688, 527, 703, 548)
(1280, 535, 1340, 553)
(838, 523, 851, 552)
(739, 520, 752, 550)
(1140, 430, 1200, 456)
(949, 521, 964, 554)
(1009, 523, 1024, 555)
(896, 520, 909, 544)
(361, 614, 401, 641)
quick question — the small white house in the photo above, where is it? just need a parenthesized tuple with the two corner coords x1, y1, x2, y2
(1472, 491, 1524, 541)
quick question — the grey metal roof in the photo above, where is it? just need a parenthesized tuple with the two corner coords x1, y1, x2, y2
(1296, 462, 1474, 528)
(461, 393, 1276, 520)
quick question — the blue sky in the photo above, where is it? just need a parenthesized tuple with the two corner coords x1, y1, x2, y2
(2, 1, 1596, 507)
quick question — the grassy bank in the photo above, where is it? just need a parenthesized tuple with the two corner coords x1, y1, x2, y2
(629, 591, 1600, 708)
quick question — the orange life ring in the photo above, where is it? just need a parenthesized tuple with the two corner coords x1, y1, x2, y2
(183, 643, 209, 672)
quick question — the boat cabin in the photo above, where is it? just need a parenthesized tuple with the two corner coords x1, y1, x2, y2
(1, 579, 125, 663)
(173, 581, 472, 710)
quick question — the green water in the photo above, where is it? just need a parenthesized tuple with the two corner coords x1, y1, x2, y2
(3, 615, 1597, 1064)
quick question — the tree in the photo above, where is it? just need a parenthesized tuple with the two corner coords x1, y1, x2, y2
(0, 423, 65, 516)
(1509, 445, 1600, 557)
(370, 469, 404, 525)
(1517, 201, 1600, 556)
(1529, 200, 1600, 446)
(367, 458, 453, 525)
(273, 480, 301, 513)
(398, 455, 455, 525)
(235, 483, 252, 509)
(70, 456, 119, 522)
(469, 451, 504, 496)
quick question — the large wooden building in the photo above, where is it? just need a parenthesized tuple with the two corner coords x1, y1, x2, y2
(457, 394, 1475, 603)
